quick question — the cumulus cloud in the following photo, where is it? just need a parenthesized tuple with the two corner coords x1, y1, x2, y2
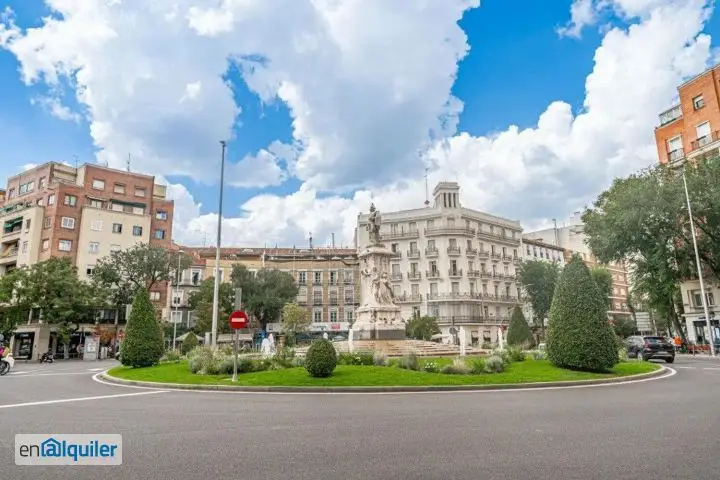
(0, 0, 716, 249)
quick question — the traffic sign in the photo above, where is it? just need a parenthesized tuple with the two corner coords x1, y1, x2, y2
(228, 310, 249, 330)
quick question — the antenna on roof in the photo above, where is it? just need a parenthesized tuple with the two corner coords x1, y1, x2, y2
(424, 167, 430, 207)
(309, 232, 313, 250)
(331, 232, 335, 249)
(127, 154, 131, 172)
(73, 154, 79, 169)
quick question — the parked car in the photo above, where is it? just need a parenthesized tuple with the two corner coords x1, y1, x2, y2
(625, 335, 675, 363)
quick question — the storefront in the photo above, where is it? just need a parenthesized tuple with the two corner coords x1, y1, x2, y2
(12, 331, 35, 360)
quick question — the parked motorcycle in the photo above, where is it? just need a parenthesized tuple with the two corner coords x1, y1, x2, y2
(39, 351, 54, 363)
(0, 352, 14, 376)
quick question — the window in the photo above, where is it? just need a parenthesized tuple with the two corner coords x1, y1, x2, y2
(696, 121, 711, 140)
(43, 217, 52, 229)
(92, 179, 105, 190)
(42, 239, 50, 251)
(172, 291, 182, 306)
(21, 241, 28, 253)
(149, 292, 161, 301)
(298, 271, 307, 284)
(134, 187, 146, 197)
(89, 242, 100, 254)
(314, 271, 322, 284)
(329, 271, 338, 284)
(110, 244, 121, 252)
(91, 220, 103, 231)
(112, 223, 123, 234)
(451, 282, 460, 294)
(191, 271, 202, 285)
(19, 181, 34, 194)
(114, 184, 125, 194)
(391, 243, 399, 253)
(58, 240, 72, 252)
(63, 194, 77, 207)
(692, 290, 715, 308)
(89, 199, 103, 209)
(330, 310, 338, 322)
(132, 226, 143, 236)
(156, 210, 168, 220)
(667, 136, 683, 153)
(61, 217, 75, 229)
(409, 221, 417, 232)
(24, 219, 31, 232)
(86, 266, 95, 276)
(344, 287, 354, 303)
(111, 203, 124, 212)
(154, 229, 166, 240)
(409, 241, 418, 253)
(693, 95, 705, 110)
(313, 309, 322, 323)
(47, 194, 55, 205)
(132, 206, 145, 215)
(8, 188, 14, 198)
(345, 310, 354, 322)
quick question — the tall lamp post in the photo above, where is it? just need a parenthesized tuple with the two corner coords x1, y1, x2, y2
(211, 140, 227, 348)
(682, 165, 715, 357)
(173, 250, 184, 351)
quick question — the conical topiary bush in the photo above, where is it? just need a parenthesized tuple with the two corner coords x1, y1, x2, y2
(546, 255, 618, 372)
(507, 306, 533, 347)
(120, 288, 165, 368)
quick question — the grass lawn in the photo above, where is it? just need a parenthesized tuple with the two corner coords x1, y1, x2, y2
(107, 359, 661, 387)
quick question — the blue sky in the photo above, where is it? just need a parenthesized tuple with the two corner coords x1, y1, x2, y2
(1, 1, 718, 246)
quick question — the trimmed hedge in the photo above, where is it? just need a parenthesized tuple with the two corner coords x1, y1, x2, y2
(546, 255, 618, 372)
(507, 306, 533, 347)
(305, 339, 338, 378)
(180, 333, 199, 355)
(120, 288, 165, 368)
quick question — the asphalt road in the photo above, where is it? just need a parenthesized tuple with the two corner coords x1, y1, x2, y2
(1, 355, 719, 480)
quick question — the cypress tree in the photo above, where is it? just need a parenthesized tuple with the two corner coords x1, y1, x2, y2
(507, 306, 533, 347)
(546, 255, 618, 372)
(120, 288, 165, 368)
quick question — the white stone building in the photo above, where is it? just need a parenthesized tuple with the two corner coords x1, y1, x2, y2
(679, 279, 719, 345)
(356, 182, 523, 347)
(518, 237, 565, 326)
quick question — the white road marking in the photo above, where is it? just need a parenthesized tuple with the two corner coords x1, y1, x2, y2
(87, 368, 106, 372)
(0, 390, 168, 410)
(703, 367, 720, 371)
(675, 366, 696, 369)
(93, 367, 677, 396)
(4, 372, 103, 378)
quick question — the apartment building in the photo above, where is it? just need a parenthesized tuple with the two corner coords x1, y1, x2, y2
(356, 182, 523, 347)
(524, 214, 632, 320)
(519, 237, 565, 325)
(654, 65, 720, 343)
(1, 161, 174, 359)
(189, 247, 360, 335)
(166, 249, 206, 329)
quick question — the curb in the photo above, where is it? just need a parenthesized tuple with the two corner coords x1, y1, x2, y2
(99, 365, 668, 393)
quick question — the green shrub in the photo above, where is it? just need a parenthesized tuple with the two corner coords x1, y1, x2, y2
(481, 342, 493, 350)
(400, 351, 419, 371)
(338, 351, 374, 366)
(273, 348, 296, 368)
(120, 288, 165, 368)
(531, 349, 546, 361)
(373, 351, 389, 366)
(160, 350, 181, 363)
(507, 306, 533, 347)
(465, 356, 486, 374)
(292, 356, 306, 368)
(186, 345, 230, 375)
(423, 361, 440, 373)
(546, 255, 619, 372)
(441, 358, 470, 375)
(180, 333, 199, 355)
(491, 349, 511, 366)
(484, 355, 505, 373)
(305, 339, 338, 378)
(506, 346, 526, 363)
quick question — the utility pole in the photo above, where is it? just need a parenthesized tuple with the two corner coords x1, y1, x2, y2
(211, 141, 227, 348)
(173, 250, 184, 350)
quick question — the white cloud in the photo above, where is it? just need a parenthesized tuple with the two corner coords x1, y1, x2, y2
(1, 0, 717, 249)
(558, 0, 598, 38)
(30, 95, 81, 122)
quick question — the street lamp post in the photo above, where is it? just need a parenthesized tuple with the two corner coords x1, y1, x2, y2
(681, 166, 715, 357)
(173, 250, 184, 351)
(211, 140, 227, 348)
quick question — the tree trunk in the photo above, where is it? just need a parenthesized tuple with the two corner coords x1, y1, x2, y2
(648, 309, 657, 335)
(669, 300, 687, 343)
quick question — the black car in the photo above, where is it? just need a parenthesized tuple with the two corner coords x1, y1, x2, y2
(626, 335, 675, 363)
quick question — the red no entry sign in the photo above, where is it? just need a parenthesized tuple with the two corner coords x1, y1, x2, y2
(228, 310, 249, 329)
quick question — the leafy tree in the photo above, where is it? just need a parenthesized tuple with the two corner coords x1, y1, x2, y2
(611, 315, 637, 338)
(517, 260, 561, 338)
(120, 288, 165, 367)
(507, 306, 533, 347)
(230, 265, 298, 330)
(0, 268, 31, 340)
(681, 156, 720, 278)
(189, 277, 234, 335)
(405, 315, 439, 341)
(282, 302, 310, 346)
(546, 255, 618, 372)
(590, 266, 613, 310)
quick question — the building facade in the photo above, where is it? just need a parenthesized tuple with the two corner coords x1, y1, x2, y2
(189, 247, 360, 336)
(524, 215, 632, 320)
(519, 237, 565, 325)
(356, 182, 523, 347)
(166, 248, 206, 330)
(1, 162, 174, 359)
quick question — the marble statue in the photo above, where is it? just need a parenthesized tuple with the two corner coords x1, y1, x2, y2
(366, 203, 382, 245)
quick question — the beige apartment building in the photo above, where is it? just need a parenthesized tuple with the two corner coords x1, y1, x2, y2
(356, 182, 523, 347)
(1, 161, 174, 360)
(187, 246, 360, 336)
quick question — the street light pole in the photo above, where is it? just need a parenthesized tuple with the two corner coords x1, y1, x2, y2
(682, 166, 715, 357)
(173, 250, 184, 351)
(211, 140, 227, 348)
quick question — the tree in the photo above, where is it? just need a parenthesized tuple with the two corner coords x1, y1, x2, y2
(180, 332, 199, 355)
(230, 265, 298, 330)
(546, 255, 618, 372)
(188, 278, 234, 335)
(0, 268, 31, 340)
(282, 302, 310, 345)
(405, 315, 440, 341)
(507, 306, 533, 347)
(92, 243, 192, 310)
(517, 260, 561, 338)
(120, 288, 165, 367)
(590, 266, 613, 310)
(681, 156, 720, 278)
(611, 315, 637, 338)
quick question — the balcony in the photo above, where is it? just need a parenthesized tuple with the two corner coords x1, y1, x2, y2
(425, 247, 439, 257)
(297, 299, 308, 306)
(311, 297, 323, 306)
(658, 104, 682, 126)
(390, 273, 404, 282)
(343, 277, 354, 284)
(328, 278, 340, 286)
(667, 149, 685, 165)
(478, 249, 490, 259)
(502, 254, 513, 263)
(390, 250, 402, 258)
(467, 269, 481, 278)
(490, 252, 502, 260)
(406, 249, 421, 259)
(407, 271, 422, 281)
(466, 247, 478, 256)
(448, 268, 463, 278)
(298, 279, 308, 286)
(329, 298, 339, 306)
(425, 226, 476, 237)
(690, 130, 720, 152)
(0, 247, 19, 264)
(437, 316, 510, 325)
(426, 270, 441, 280)
(497, 295, 519, 304)
(395, 293, 422, 303)
(2, 227, 21, 238)
(344, 297, 358, 305)
(312, 278, 322, 286)
(447, 246, 461, 256)
(512, 256, 521, 265)
(480, 271, 492, 279)
(384, 229, 420, 241)
(427, 292, 481, 301)
(478, 230, 521, 245)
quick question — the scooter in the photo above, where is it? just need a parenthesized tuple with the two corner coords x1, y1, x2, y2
(39, 351, 54, 363)
(0, 352, 14, 376)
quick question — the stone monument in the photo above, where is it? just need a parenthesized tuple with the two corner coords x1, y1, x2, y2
(351, 203, 405, 341)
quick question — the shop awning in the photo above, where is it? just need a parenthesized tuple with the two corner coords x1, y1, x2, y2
(3, 217, 22, 233)
(111, 199, 147, 209)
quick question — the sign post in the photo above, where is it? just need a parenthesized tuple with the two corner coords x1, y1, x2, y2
(228, 290, 247, 383)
